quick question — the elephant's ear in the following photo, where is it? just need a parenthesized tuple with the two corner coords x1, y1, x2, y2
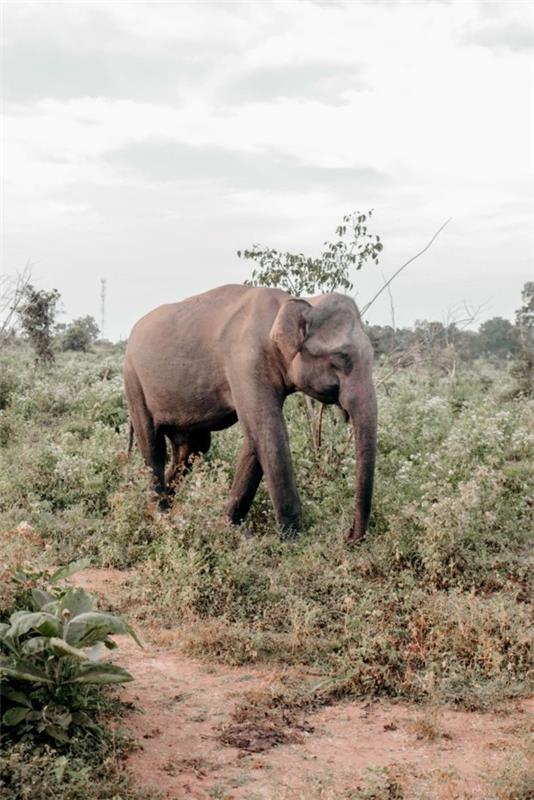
(270, 298, 312, 364)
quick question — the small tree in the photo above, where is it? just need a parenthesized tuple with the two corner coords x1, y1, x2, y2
(478, 317, 519, 359)
(515, 281, 534, 348)
(61, 316, 99, 352)
(240, 209, 383, 296)
(16, 284, 60, 364)
(512, 281, 534, 396)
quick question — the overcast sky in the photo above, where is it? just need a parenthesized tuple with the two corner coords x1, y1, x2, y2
(2, 0, 533, 340)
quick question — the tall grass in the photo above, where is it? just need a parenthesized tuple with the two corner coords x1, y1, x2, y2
(1, 345, 532, 709)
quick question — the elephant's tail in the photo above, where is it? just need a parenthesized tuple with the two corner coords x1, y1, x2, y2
(127, 421, 135, 457)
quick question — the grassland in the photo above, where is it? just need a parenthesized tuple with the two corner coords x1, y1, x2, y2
(0, 343, 533, 798)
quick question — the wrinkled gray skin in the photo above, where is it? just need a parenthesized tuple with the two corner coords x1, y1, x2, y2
(124, 284, 377, 542)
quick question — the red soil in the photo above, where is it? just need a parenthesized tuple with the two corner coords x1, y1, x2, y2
(75, 569, 533, 800)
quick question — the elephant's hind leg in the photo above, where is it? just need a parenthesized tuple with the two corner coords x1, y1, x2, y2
(131, 416, 168, 509)
(165, 429, 211, 493)
(125, 368, 168, 509)
(226, 438, 263, 525)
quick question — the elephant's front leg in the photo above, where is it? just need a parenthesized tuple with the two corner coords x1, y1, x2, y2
(235, 396, 302, 533)
(226, 437, 263, 525)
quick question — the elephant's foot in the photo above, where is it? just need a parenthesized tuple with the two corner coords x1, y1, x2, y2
(277, 516, 303, 541)
(345, 527, 366, 544)
(280, 527, 302, 542)
(153, 489, 173, 513)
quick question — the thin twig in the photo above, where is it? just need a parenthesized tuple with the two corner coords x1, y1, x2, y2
(0, 263, 32, 345)
(361, 217, 452, 316)
(381, 269, 396, 333)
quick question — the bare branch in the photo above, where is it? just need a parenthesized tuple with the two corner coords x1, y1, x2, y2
(381, 269, 396, 334)
(0, 263, 33, 345)
(361, 217, 452, 316)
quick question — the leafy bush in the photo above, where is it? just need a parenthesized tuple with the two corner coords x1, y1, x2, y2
(0, 369, 17, 410)
(0, 577, 139, 745)
(16, 285, 60, 364)
(60, 317, 99, 353)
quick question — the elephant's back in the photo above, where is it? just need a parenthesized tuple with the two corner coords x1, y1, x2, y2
(129, 284, 245, 334)
(126, 283, 289, 354)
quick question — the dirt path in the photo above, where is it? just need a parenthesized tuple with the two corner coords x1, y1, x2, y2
(76, 569, 533, 800)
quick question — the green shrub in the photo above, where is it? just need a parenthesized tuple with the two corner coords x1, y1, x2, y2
(0, 369, 17, 410)
(60, 317, 99, 353)
(0, 576, 139, 746)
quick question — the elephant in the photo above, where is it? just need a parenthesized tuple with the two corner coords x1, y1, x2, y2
(124, 284, 377, 542)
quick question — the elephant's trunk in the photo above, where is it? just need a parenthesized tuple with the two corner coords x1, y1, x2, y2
(345, 380, 377, 542)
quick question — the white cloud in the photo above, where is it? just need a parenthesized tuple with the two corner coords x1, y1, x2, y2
(2, 0, 533, 337)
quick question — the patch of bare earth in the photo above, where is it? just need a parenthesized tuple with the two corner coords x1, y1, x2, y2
(76, 569, 533, 800)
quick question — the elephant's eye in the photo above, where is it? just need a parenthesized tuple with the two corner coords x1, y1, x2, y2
(331, 351, 352, 371)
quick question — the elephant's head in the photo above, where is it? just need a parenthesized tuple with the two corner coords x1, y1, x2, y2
(270, 294, 377, 542)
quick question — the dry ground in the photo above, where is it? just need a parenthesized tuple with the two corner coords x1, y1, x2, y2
(74, 569, 534, 800)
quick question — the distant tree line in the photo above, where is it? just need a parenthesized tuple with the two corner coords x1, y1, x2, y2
(367, 313, 523, 362)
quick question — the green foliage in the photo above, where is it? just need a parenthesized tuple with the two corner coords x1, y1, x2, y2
(515, 281, 534, 340)
(60, 316, 100, 353)
(3, 560, 91, 621)
(512, 281, 534, 397)
(0, 368, 17, 410)
(16, 284, 60, 364)
(241, 209, 383, 296)
(478, 317, 519, 359)
(0, 345, 532, 714)
(0, 573, 139, 746)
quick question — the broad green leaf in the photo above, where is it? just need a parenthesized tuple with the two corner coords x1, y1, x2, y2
(66, 621, 104, 647)
(40, 601, 59, 614)
(9, 610, 28, 624)
(0, 687, 32, 707)
(0, 660, 52, 683)
(49, 708, 72, 729)
(48, 559, 91, 584)
(71, 710, 92, 726)
(70, 612, 142, 646)
(53, 755, 68, 783)
(58, 587, 95, 618)
(48, 637, 88, 660)
(69, 662, 133, 685)
(45, 723, 71, 743)
(8, 612, 61, 639)
(22, 636, 48, 656)
(31, 588, 54, 610)
(2, 706, 30, 725)
(0, 625, 19, 655)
